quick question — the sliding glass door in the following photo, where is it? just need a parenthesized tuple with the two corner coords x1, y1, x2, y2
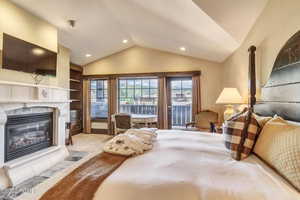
(167, 77, 192, 128)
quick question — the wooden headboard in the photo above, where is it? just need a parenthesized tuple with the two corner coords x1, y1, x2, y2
(250, 31, 300, 122)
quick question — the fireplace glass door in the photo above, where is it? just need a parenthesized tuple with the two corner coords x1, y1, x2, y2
(5, 112, 53, 162)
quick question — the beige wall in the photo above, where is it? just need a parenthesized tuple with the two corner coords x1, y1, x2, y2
(0, 0, 57, 52)
(56, 45, 70, 88)
(222, 0, 300, 100)
(0, 0, 70, 88)
(84, 46, 223, 112)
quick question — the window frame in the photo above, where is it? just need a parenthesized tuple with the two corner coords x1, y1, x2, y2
(90, 79, 109, 120)
(170, 77, 193, 102)
(117, 77, 159, 114)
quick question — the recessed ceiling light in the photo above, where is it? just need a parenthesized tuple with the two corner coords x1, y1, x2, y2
(122, 39, 128, 44)
(180, 47, 186, 51)
(85, 54, 92, 57)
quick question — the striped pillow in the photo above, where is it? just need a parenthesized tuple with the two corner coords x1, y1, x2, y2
(223, 110, 260, 160)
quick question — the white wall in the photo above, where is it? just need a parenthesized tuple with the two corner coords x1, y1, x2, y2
(0, 0, 57, 52)
(222, 0, 300, 100)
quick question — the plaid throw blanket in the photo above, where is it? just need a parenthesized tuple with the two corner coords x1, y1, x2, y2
(223, 109, 260, 160)
(40, 152, 128, 200)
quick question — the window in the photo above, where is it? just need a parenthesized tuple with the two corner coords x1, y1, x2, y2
(91, 80, 108, 118)
(118, 78, 158, 115)
(171, 79, 192, 103)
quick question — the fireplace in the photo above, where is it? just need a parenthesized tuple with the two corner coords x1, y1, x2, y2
(5, 112, 53, 162)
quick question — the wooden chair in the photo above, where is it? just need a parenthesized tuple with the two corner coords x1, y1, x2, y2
(113, 113, 132, 135)
(186, 110, 219, 132)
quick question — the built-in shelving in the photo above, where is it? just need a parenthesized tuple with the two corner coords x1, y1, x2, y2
(70, 63, 83, 136)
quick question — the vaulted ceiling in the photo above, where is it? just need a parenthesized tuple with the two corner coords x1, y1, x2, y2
(11, 0, 268, 65)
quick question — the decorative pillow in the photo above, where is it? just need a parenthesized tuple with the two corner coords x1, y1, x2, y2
(252, 113, 272, 128)
(223, 110, 260, 160)
(254, 117, 300, 191)
(103, 134, 152, 156)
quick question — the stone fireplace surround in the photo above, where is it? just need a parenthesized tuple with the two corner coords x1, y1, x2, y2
(0, 81, 71, 189)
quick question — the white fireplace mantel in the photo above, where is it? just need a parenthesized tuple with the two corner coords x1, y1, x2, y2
(0, 81, 71, 189)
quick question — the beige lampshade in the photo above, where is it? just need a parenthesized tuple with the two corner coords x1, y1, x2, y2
(216, 88, 243, 104)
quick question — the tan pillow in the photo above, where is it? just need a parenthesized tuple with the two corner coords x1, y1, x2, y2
(253, 113, 272, 128)
(254, 117, 300, 191)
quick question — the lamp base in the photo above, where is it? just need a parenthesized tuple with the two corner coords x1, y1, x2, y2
(224, 105, 235, 121)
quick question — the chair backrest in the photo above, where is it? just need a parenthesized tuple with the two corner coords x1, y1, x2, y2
(114, 113, 132, 129)
(195, 110, 218, 129)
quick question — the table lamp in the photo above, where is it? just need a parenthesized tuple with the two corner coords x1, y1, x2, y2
(216, 88, 243, 120)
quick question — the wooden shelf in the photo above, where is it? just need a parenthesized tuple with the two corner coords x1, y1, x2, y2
(70, 108, 81, 111)
(70, 79, 81, 83)
(70, 89, 80, 92)
(70, 99, 80, 102)
(70, 119, 82, 123)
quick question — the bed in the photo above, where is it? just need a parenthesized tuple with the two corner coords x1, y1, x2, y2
(95, 130, 299, 200)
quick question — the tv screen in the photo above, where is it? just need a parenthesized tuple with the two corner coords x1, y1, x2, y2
(2, 33, 57, 76)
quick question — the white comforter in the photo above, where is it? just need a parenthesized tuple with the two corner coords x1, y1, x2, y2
(95, 130, 300, 200)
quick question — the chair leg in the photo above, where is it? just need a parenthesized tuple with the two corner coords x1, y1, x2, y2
(209, 122, 216, 133)
(69, 133, 73, 145)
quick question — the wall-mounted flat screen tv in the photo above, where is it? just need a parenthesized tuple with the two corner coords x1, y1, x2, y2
(2, 33, 57, 76)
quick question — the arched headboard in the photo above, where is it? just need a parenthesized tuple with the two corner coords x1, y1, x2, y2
(251, 30, 300, 122)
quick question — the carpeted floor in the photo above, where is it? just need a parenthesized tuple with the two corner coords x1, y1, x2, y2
(0, 134, 111, 200)
(67, 134, 112, 153)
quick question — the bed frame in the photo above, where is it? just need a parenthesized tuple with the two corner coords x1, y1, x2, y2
(249, 30, 300, 121)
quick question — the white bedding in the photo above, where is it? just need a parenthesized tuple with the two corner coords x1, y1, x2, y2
(95, 130, 300, 200)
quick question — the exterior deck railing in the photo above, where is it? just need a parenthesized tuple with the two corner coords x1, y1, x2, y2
(171, 104, 192, 127)
(120, 104, 191, 127)
(91, 103, 192, 127)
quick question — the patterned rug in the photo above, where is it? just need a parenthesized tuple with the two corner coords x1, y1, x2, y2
(0, 151, 88, 200)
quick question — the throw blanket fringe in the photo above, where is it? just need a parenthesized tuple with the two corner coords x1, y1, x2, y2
(40, 152, 128, 200)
